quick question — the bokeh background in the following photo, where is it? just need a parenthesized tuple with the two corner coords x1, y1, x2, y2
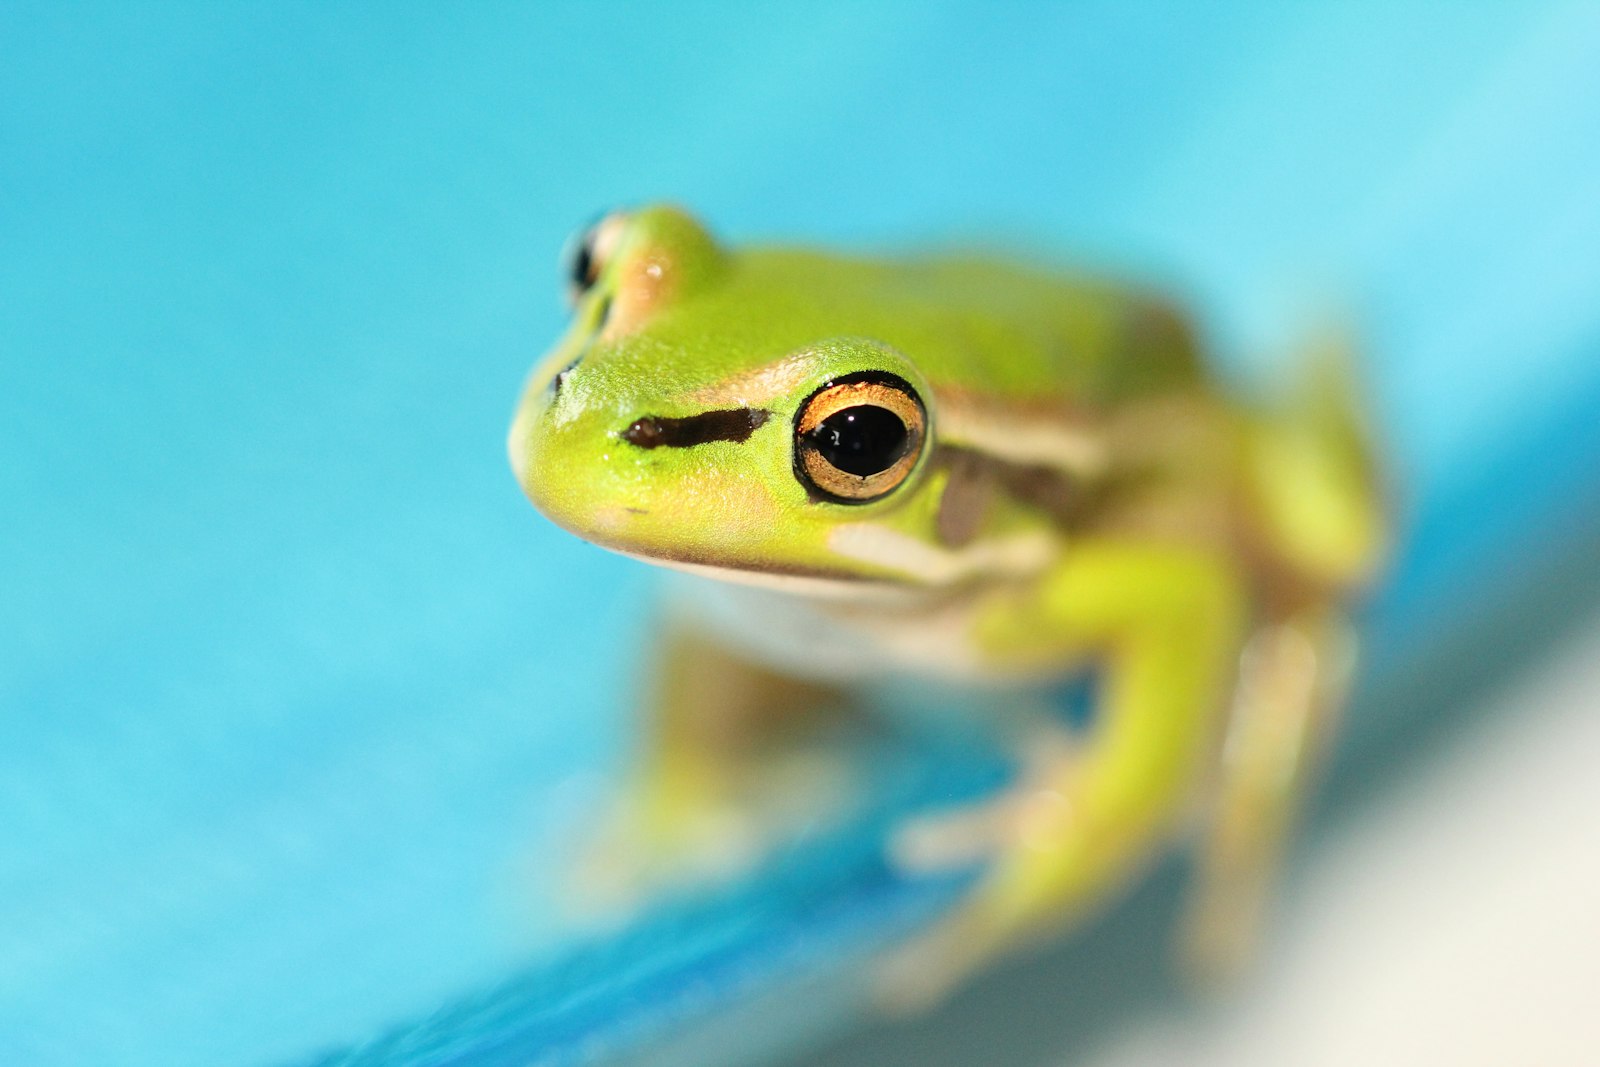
(5, 4, 1600, 1065)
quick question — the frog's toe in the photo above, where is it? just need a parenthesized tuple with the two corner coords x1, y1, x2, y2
(566, 745, 862, 919)
(891, 782, 1078, 877)
(889, 799, 1015, 875)
(563, 797, 763, 921)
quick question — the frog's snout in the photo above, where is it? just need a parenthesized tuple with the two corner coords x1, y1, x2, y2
(507, 371, 569, 498)
(508, 376, 643, 546)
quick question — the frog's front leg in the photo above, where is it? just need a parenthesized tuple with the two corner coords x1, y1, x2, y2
(575, 619, 851, 909)
(881, 541, 1247, 1008)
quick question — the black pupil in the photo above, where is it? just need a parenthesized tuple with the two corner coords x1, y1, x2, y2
(569, 232, 596, 291)
(808, 405, 909, 476)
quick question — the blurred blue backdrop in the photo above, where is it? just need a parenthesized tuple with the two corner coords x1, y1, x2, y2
(5, 3, 1600, 1065)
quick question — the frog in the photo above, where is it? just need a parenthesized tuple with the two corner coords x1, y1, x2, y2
(508, 205, 1386, 1006)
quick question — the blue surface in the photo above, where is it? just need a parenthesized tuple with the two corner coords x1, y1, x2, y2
(6, 4, 1600, 1065)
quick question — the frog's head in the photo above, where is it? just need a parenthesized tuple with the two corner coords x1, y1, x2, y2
(509, 206, 943, 590)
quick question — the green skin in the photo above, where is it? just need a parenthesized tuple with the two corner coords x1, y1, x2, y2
(510, 206, 1384, 1004)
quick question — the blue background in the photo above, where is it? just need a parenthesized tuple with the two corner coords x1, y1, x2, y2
(5, 4, 1600, 1065)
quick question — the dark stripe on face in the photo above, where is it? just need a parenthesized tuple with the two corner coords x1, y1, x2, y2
(935, 447, 995, 548)
(933, 444, 1095, 547)
(621, 407, 771, 449)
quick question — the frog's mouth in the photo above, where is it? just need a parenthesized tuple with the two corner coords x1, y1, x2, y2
(611, 545, 926, 603)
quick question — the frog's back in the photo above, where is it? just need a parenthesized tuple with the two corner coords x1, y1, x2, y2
(673, 248, 1210, 416)
(862, 253, 1208, 410)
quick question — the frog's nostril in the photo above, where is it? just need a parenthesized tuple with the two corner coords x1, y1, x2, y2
(548, 357, 581, 399)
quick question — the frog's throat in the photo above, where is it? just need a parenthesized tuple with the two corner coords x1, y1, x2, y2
(615, 521, 1056, 603)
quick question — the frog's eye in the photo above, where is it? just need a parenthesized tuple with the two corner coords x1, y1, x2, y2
(563, 212, 628, 305)
(793, 372, 926, 504)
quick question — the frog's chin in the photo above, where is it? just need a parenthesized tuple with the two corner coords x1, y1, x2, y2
(525, 489, 924, 601)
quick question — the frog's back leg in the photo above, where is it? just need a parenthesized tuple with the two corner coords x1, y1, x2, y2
(1241, 330, 1387, 596)
(1183, 333, 1389, 978)
(1181, 606, 1357, 978)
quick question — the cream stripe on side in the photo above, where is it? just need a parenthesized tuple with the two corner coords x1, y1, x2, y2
(828, 522, 1058, 586)
(937, 402, 1109, 480)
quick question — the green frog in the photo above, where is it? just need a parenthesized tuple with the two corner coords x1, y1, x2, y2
(509, 205, 1385, 1005)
